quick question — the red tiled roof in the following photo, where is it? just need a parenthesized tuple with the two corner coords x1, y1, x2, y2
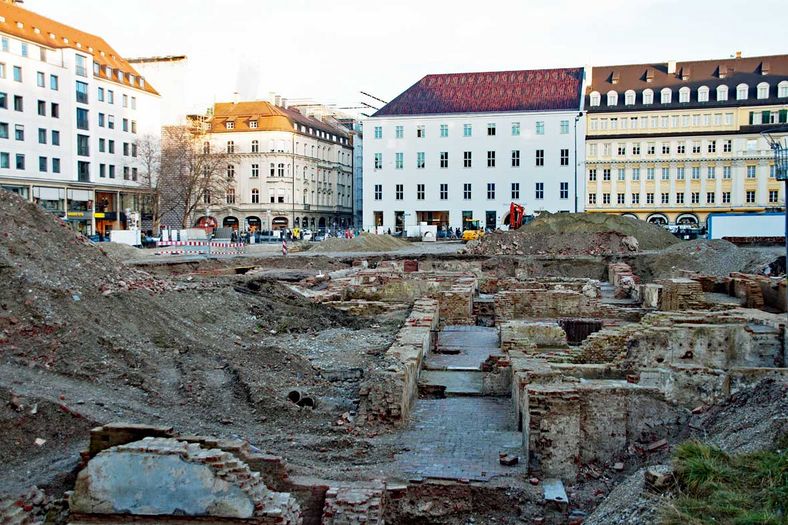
(374, 68, 584, 116)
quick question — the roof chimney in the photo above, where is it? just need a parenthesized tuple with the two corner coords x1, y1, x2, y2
(667, 61, 677, 75)
(281, 98, 288, 108)
(274, 95, 282, 107)
(735, 51, 742, 59)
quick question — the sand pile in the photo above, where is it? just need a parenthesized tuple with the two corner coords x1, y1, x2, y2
(464, 213, 679, 256)
(310, 233, 411, 253)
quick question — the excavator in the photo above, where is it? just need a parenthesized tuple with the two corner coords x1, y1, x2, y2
(461, 218, 484, 242)
(509, 202, 526, 229)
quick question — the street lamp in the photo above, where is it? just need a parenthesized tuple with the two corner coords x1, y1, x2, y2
(574, 112, 584, 213)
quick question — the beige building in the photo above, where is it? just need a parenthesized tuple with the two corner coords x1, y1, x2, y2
(196, 100, 354, 232)
(585, 54, 788, 229)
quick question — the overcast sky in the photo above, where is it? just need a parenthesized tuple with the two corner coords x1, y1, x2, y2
(28, 0, 788, 116)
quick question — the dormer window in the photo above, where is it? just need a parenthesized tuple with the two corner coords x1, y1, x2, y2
(249, 120, 258, 129)
(660, 88, 672, 104)
(698, 86, 709, 102)
(757, 82, 769, 99)
(778, 81, 788, 98)
(607, 90, 618, 106)
(624, 90, 635, 105)
(643, 89, 654, 105)
(717, 85, 729, 101)
(226, 121, 235, 130)
(679, 87, 690, 103)
(589, 91, 601, 107)
(736, 83, 748, 100)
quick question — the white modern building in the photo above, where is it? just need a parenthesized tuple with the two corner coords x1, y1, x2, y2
(363, 68, 586, 232)
(0, 0, 160, 236)
(196, 100, 354, 232)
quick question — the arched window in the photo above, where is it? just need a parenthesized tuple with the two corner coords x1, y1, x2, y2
(303, 166, 308, 178)
(226, 164, 235, 178)
(779, 80, 788, 98)
(660, 88, 672, 104)
(736, 83, 748, 100)
(698, 86, 709, 102)
(757, 82, 769, 99)
(287, 163, 291, 176)
(624, 90, 635, 105)
(717, 85, 729, 101)
(679, 87, 690, 103)
(606, 90, 618, 106)
(251, 189, 259, 204)
(642, 89, 654, 105)
(270, 163, 275, 176)
(251, 140, 259, 153)
(277, 163, 285, 177)
(589, 91, 601, 107)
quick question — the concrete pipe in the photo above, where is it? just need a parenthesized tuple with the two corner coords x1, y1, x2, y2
(287, 390, 304, 404)
(296, 396, 317, 409)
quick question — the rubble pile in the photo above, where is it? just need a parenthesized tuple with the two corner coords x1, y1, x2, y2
(641, 238, 784, 278)
(464, 212, 678, 256)
(309, 233, 411, 253)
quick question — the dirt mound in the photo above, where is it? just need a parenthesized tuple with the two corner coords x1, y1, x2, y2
(98, 241, 150, 262)
(309, 233, 411, 253)
(464, 213, 679, 256)
(639, 239, 783, 278)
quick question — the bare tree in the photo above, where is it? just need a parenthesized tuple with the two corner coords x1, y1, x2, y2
(159, 125, 235, 228)
(135, 134, 164, 232)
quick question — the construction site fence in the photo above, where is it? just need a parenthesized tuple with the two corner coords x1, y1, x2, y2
(155, 240, 246, 257)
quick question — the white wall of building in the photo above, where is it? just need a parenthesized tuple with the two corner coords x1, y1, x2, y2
(362, 111, 586, 231)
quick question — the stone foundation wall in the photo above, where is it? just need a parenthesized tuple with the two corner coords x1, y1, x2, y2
(436, 278, 477, 325)
(358, 299, 439, 424)
(656, 278, 705, 311)
(494, 288, 619, 322)
(322, 483, 386, 525)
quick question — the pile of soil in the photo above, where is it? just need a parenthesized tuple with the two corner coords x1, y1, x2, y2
(309, 233, 411, 253)
(464, 213, 679, 256)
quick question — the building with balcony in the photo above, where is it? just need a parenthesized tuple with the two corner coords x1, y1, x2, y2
(362, 68, 586, 233)
(584, 54, 788, 228)
(0, 0, 160, 236)
(196, 100, 353, 232)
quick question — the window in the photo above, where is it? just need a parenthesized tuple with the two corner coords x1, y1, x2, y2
(487, 151, 495, 167)
(464, 151, 472, 168)
(372, 184, 382, 200)
(12, 95, 21, 112)
(417, 184, 425, 200)
(642, 89, 654, 105)
(560, 120, 569, 134)
(395, 152, 403, 169)
(535, 149, 544, 166)
(226, 164, 235, 178)
(560, 182, 569, 199)
(416, 125, 425, 138)
(226, 141, 234, 153)
(0, 122, 6, 139)
(661, 167, 670, 180)
(645, 143, 654, 155)
(722, 191, 731, 204)
(662, 143, 670, 155)
(251, 164, 259, 177)
(108, 140, 115, 153)
(36, 71, 45, 88)
(707, 167, 716, 179)
(717, 85, 729, 101)
(76, 108, 89, 130)
(14, 124, 23, 141)
(37, 100, 45, 116)
(77, 135, 89, 156)
(645, 193, 654, 204)
(511, 182, 520, 199)
(131, 97, 136, 110)
(108, 165, 115, 179)
(692, 141, 701, 154)
(723, 139, 732, 153)
(122, 118, 129, 132)
(395, 184, 403, 200)
(589, 194, 597, 205)
(560, 149, 569, 166)
(463, 183, 472, 200)
(535, 182, 544, 200)
(633, 144, 641, 155)
(603, 169, 611, 181)
(440, 184, 448, 200)
(689, 167, 699, 180)
(607, 90, 618, 106)
(632, 168, 640, 181)
(463, 124, 472, 137)
(395, 125, 403, 138)
(251, 189, 260, 204)
(76, 81, 88, 103)
(678, 87, 690, 103)
(16, 154, 24, 170)
(38, 156, 47, 172)
(98, 138, 105, 152)
(603, 193, 611, 204)
(440, 151, 448, 168)
(536, 121, 544, 135)
(106, 114, 113, 128)
(251, 139, 259, 153)
(588, 169, 597, 181)
(374, 126, 382, 139)
(746, 190, 756, 203)
(660, 88, 672, 104)
(0, 92, 5, 109)
(417, 152, 425, 169)
(757, 82, 769, 99)
(131, 121, 137, 134)
(440, 124, 449, 137)
(487, 123, 496, 136)
(277, 163, 285, 177)
(736, 83, 748, 100)
(13, 66, 21, 82)
(512, 150, 520, 167)
(589, 92, 600, 106)
(632, 193, 640, 204)
(722, 166, 731, 179)
(373, 152, 383, 169)
(0, 38, 6, 52)
(487, 183, 496, 199)
(616, 193, 625, 204)
(75, 54, 87, 77)
(704, 192, 715, 204)
(747, 165, 756, 178)
(512, 122, 520, 136)
(769, 190, 779, 203)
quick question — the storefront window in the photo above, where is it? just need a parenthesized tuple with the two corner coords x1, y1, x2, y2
(2, 185, 29, 200)
(67, 189, 91, 212)
(33, 186, 65, 213)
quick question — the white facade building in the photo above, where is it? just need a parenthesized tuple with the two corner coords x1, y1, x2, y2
(197, 100, 354, 232)
(363, 68, 586, 232)
(0, 0, 160, 236)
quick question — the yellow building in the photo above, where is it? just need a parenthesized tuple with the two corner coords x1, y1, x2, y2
(585, 54, 787, 229)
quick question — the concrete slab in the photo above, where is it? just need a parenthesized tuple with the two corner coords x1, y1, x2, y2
(419, 370, 483, 395)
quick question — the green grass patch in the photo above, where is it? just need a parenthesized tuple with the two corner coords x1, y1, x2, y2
(662, 439, 787, 525)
